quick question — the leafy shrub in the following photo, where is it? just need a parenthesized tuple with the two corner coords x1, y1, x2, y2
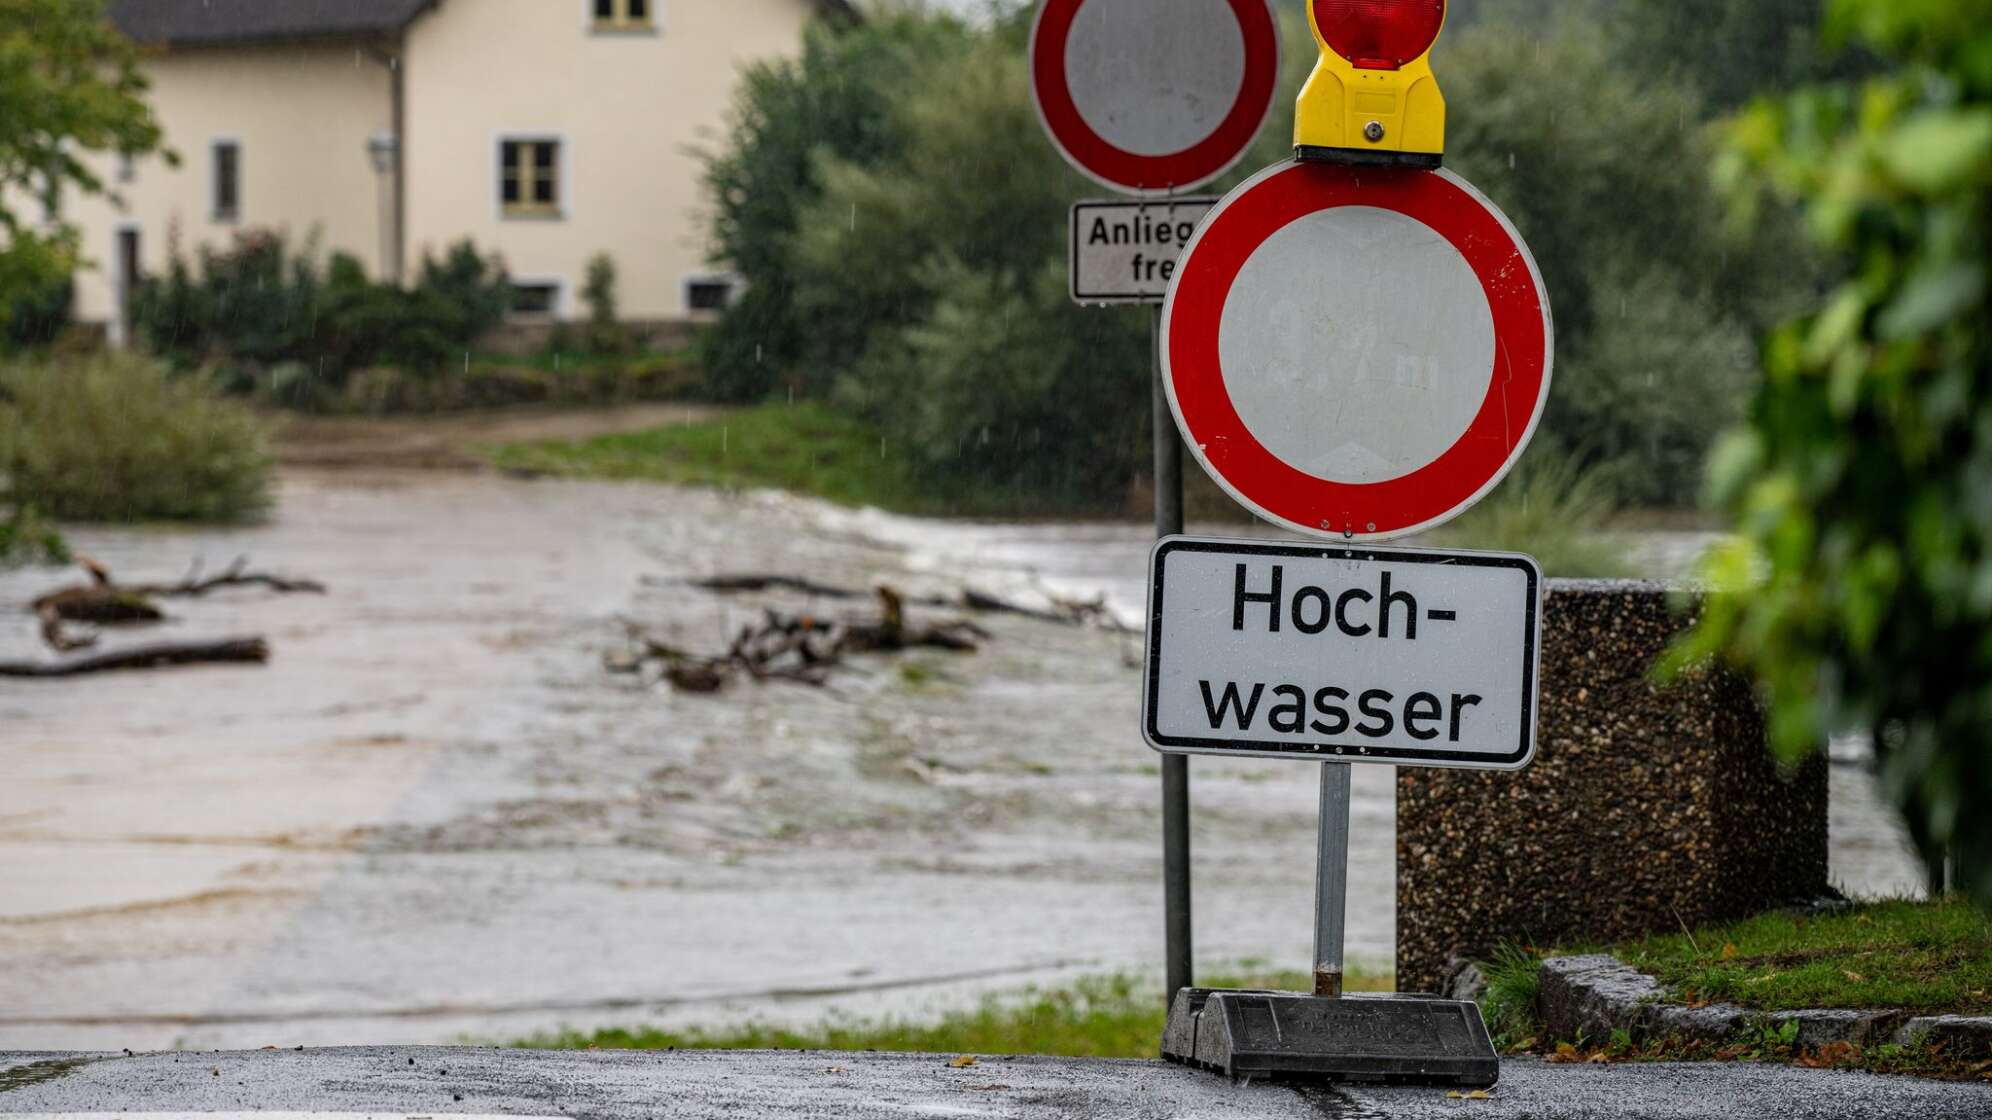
(132, 229, 511, 401)
(3, 274, 72, 352)
(0, 503, 69, 567)
(581, 253, 630, 355)
(1675, 0, 1992, 910)
(0, 352, 270, 522)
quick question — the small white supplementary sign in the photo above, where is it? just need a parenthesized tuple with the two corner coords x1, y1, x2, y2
(1142, 537, 1542, 769)
(1069, 198, 1216, 304)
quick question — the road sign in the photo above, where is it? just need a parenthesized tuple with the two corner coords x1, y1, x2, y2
(1142, 537, 1541, 769)
(1070, 197, 1217, 304)
(1161, 159, 1554, 541)
(1030, 0, 1282, 196)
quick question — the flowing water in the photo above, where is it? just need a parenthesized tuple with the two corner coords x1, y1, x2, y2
(0, 469, 1924, 1050)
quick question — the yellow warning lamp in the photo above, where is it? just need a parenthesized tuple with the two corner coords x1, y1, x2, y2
(1295, 0, 1447, 168)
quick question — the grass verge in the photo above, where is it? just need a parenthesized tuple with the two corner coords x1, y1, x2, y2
(486, 401, 987, 515)
(1475, 898, 1992, 1080)
(514, 966, 1392, 1056)
(1616, 896, 1992, 1016)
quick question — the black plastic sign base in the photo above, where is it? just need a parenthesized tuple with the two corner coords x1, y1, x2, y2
(1161, 988, 1499, 1087)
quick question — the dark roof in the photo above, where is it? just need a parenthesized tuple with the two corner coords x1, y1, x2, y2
(109, 0, 436, 45)
(111, 0, 859, 46)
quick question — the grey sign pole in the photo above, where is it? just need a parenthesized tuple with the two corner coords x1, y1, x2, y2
(1312, 762, 1352, 998)
(1152, 304, 1192, 1004)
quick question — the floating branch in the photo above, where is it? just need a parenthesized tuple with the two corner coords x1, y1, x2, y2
(0, 637, 270, 679)
(616, 586, 988, 694)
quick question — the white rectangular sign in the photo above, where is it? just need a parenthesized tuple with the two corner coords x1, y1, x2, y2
(1143, 538, 1542, 770)
(1069, 197, 1217, 305)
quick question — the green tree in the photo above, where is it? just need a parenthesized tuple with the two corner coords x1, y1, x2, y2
(696, 8, 979, 401)
(1443, 18, 1814, 504)
(0, 0, 167, 328)
(1614, 0, 1864, 112)
(1677, 0, 1992, 907)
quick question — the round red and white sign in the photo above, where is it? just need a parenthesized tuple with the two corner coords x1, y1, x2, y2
(1162, 159, 1555, 541)
(1030, 0, 1281, 196)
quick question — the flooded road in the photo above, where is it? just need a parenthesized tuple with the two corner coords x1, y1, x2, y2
(0, 469, 1924, 1050)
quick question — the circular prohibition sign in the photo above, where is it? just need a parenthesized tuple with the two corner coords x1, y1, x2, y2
(1029, 0, 1282, 196)
(1161, 158, 1555, 541)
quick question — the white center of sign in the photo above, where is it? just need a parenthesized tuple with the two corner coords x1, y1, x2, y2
(1064, 0, 1246, 157)
(1216, 206, 1496, 485)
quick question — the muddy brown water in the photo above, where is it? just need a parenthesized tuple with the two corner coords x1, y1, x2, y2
(0, 469, 1924, 1050)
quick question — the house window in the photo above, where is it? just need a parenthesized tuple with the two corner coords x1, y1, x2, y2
(512, 282, 559, 317)
(685, 276, 738, 313)
(499, 139, 561, 218)
(212, 140, 240, 222)
(593, 0, 652, 30)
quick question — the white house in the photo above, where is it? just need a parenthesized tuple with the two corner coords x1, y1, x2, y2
(76, 0, 856, 343)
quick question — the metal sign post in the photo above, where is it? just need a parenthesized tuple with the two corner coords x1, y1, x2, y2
(1151, 305, 1193, 1004)
(1312, 762, 1351, 999)
(1031, 0, 1282, 1008)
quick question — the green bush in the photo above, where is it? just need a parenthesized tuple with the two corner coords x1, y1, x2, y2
(3, 274, 72, 352)
(133, 230, 512, 402)
(1675, 0, 1992, 909)
(0, 503, 70, 567)
(0, 353, 270, 522)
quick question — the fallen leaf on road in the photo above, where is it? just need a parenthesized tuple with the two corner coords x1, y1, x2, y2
(1844, 970, 1865, 983)
(1548, 1042, 1582, 1064)
(823, 1067, 847, 1075)
(1587, 1051, 1612, 1064)
(1721, 942, 1738, 960)
(949, 1056, 979, 1068)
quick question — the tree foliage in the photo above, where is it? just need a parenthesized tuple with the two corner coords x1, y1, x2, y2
(697, 9, 981, 402)
(1444, 18, 1815, 505)
(1613, 0, 1864, 112)
(696, 3, 1811, 507)
(1676, 0, 1992, 907)
(0, 0, 166, 326)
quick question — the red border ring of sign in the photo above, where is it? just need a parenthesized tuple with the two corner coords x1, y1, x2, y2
(1030, 0, 1282, 197)
(1162, 159, 1556, 541)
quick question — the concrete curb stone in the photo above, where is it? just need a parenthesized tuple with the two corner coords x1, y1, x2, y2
(1897, 1015, 1992, 1056)
(1535, 955, 1992, 1050)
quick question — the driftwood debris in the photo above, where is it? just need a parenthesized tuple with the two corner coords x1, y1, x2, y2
(615, 586, 989, 694)
(10, 556, 323, 676)
(32, 555, 326, 653)
(0, 638, 270, 679)
(683, 572, 1127, 631)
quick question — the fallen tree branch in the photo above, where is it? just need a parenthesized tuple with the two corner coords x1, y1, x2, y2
(685, 574, 864, 600)
(30, 556, 326, 652)
(683, 571, 1128, 631)
(615, 586, 985, 694)
(0, 638, 270, 678)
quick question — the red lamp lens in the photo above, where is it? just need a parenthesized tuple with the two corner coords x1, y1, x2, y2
(1313, 0, 1445, 70)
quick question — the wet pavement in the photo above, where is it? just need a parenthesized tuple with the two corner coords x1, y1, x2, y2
(0, 469, 1927, 1050)
(6, 1047, 1991, 1120)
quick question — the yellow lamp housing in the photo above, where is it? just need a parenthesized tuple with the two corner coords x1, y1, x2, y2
(1295, 0, 1447, 168)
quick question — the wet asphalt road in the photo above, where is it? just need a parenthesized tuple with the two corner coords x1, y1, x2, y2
(5, 1048, 1991, 1120)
